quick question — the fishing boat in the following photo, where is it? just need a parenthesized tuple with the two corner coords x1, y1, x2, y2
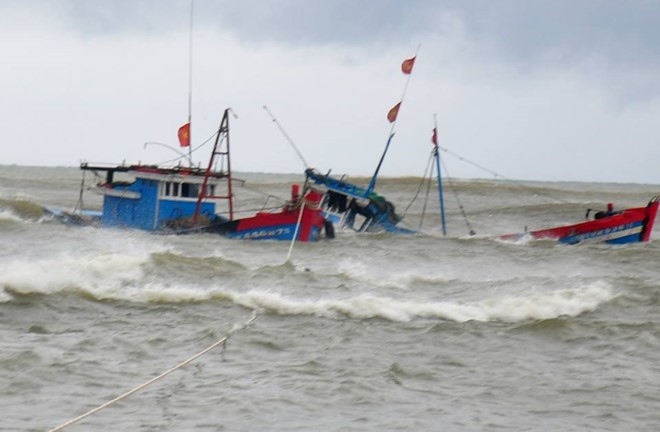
(422, 117, 659, 245)
(303, 168, 414, 234)
(286, 52, 421, 235)
(55, 109, 330, 242)
(499, 197, 660, 245)
(427, 148, 659, 245)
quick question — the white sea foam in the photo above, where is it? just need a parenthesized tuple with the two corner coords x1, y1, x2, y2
(0, 289, 13, 303)
(0, 209, 24, 223)
(0, 252, 148, 297)
(221, 281, 616, 323)
(335, 258, 451, 289)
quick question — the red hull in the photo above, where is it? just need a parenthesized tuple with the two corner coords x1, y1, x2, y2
(500, 197, 659, 245)
(225, 190, 328, 242)
(231, 206, 327, 241)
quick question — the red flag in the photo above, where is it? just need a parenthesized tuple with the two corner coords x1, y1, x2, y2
(178, 122, 190, 147)
(431, 127, 438, 146)
(401, 56, 416, 75)
(387, 102, 401, 123)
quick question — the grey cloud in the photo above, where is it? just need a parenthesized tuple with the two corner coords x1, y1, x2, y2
(17, 0, 660, 69)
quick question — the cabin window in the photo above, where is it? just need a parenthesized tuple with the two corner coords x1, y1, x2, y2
(181, 183, 200, 198)
(162, 181, 204, 198)
(209, 185, 216, 196)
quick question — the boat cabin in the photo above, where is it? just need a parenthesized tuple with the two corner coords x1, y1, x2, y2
(304, 168, 412, 234)
(81, 163, 228, 231)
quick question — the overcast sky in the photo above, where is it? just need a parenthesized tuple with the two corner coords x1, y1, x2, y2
(2, 0, 660, 183)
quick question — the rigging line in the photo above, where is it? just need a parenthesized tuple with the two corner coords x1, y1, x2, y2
(143, 142, 192, 167)
(441, 156, 475, 236)
(213, 206, 283, 216)
(437, 144, 568, 204)
(263, 105, 310, 170)
(74, 170, 86, 213)
(151, 129, 219, 167)
(48, 313, 258, 432)
(403, 150, 434, 216)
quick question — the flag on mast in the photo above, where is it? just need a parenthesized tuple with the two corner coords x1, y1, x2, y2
(431, 127, 438, 146)
(401, 56, 416, 75)
(387, 102, 401, 123)
(178, 122, 191, 147)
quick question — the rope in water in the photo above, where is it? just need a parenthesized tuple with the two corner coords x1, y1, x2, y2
(48, 313, 257, 432)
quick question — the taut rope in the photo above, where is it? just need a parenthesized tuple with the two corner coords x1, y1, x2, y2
(48, 313, 257, 432)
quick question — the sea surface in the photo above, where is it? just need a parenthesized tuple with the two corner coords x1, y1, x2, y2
(2, 165, 660, 431)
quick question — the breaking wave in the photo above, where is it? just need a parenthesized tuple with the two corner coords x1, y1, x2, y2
(222, 282, 616, 323)
(0, 209, 24, 224)
(0, 198, 47, 221)
(2, 259, 615, 324)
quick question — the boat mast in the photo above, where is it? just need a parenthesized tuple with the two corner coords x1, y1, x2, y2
(432, 114, 447, 235)
(193, 108, 234, 224)
(186, 0, 194, 166)
(366, 45, 420, 195)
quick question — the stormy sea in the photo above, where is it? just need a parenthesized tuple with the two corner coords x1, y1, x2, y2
(2, 165, 660, 431)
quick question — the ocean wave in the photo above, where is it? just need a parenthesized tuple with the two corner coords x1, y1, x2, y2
(0, 252, 148, 299)
(333, 259, 454, 290)
(0, 263, 615, 323)
(147, 251, 246, 276)
(0, 198, 47, 221)
(221, 281, 616, 323)
(0, 209, 24, 224)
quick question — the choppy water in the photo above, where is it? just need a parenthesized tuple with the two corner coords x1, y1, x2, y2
(2, 165, 660, 431)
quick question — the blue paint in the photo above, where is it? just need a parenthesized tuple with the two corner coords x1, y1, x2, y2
(558, 222, 643, 245)
(99, 177, 217, 231)
(226, 224, 322, 241)
(306, 168, 414, 234)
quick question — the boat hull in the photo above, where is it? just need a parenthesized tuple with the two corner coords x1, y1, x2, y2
(500, 198, 659, 245)
(210, 189, 328, 242)
(207, 207, 326, 241)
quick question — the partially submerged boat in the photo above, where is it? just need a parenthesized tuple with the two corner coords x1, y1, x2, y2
(499, 197, 660, 245)
(296, 53, 421, 235)
(57, 109, 330, 242)
(422, 117, 659, 245)
(304, 168, 414, 234)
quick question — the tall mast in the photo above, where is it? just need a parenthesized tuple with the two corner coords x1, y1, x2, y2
(366, 44, 420, 195)
(432, 114, 447, 235)
(193, 109, 234, 224)
(186, 0, 194, 166)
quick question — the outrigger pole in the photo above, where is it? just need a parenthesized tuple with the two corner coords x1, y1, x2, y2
(366, 44, 420, 196)
(263, 105, 310, 170)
